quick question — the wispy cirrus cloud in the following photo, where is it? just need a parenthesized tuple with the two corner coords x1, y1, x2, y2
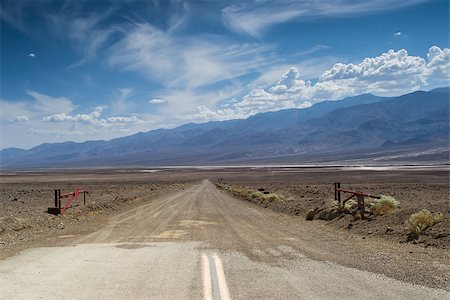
(0, 90, 76, 122)
(111, 88, 134, 113)
(26, 127, 84, 136)
(48, 7, 119, 68)
(108, 23, 277, 89)
(222, 0, 429, 38)
(1, 0, 119, 64)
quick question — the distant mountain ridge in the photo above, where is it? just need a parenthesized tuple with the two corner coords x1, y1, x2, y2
(1, 88, 449, 169)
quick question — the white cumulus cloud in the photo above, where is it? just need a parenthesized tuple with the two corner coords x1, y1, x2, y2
(43, 106, 142, 127)
(0, 91, 76, 123)
(105, 116, 141, 124)
(425, 46, 450, 81)
(43, 107, 103, 123)
(148, 98, 166, 104)
(183, 45, 450, 122)
(14, 115, 29, 122)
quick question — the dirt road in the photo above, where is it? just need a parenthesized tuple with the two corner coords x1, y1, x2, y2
(0, 180, 448, 299)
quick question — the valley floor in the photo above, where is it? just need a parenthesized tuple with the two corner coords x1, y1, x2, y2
(0, 167, 449, 298)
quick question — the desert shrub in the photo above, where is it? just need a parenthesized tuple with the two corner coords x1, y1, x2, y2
(407, 209, 444, 235)
(250, 190, 287, 202)
(333, 199, 357, 210)
(333, 201, 343, 210)
(263, 193, 282, 202)
(234, 188, 250, 198)
(370, 195, 399, 215)
(222, 185, 290, 203)
(364, 198, 374, 207)
(345, 199, 357, 209)
(251, 191, 264, 199)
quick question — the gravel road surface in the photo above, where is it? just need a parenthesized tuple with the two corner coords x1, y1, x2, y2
(0, 180, 448, 299)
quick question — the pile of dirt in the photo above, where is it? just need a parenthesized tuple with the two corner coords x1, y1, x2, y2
(217, 182, 449, 249)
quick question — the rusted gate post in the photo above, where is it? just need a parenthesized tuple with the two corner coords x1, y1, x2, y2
(356, 194, 365, 213)
(48, 189, 62, 215)
(334, 182, 341, 204)
(48, 188, 87, 215)
(58, 189, 61, 211)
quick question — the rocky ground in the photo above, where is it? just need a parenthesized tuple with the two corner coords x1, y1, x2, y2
(0, 181, 189, 259)
(216, 181, 449, 249)
(1, 166, 448, 258)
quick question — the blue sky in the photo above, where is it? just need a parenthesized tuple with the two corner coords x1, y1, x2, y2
(1, 0, 449, 149)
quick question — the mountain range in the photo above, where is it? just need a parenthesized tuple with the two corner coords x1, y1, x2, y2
(1, 88, 449, 169)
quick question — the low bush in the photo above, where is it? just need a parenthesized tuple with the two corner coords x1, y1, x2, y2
(370, 195, 399, 215)
(345, 199, 357, 209)
(333, 199, 357, 210)
(221, 184, 291, 203)
(407, 209, 444, 235)
(263, 193, 281, 201)
(251, 191, 264, 199)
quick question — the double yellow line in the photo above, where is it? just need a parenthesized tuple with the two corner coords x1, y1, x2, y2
(202, 253, 231, 300)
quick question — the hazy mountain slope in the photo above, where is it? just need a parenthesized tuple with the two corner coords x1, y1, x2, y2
(0, 92, 386, 168)
(1, 89, 448, 168)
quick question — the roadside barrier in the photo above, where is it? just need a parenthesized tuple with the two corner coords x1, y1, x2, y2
(47, 187, 88, 215)
(334, 182, 380, 218)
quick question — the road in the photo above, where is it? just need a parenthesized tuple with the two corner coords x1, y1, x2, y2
(0, 180, 448, 299)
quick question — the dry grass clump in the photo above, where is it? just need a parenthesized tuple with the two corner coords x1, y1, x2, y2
(370, 195, 399, 215)
(251, 191, 265, 199)
(407, 209, 444, 235)
(217, 184, 292, 202)
(333, 195, 398, 216)
(333, 199, 357, 210)
(251, 190, 289, 202)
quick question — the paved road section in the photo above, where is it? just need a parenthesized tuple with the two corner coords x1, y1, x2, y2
(0, 180, 448, 299)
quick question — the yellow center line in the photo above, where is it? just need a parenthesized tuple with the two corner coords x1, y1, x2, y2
(213, 253, 231, 300)
(202, 253, 213, 300)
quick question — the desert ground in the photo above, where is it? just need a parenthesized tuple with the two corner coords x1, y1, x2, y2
(0, 166, 449, 299)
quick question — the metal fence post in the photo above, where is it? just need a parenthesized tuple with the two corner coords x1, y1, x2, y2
(357, 194, 365, 217)
(337, 182, 341, 203)
(58, 189, 61, 211)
